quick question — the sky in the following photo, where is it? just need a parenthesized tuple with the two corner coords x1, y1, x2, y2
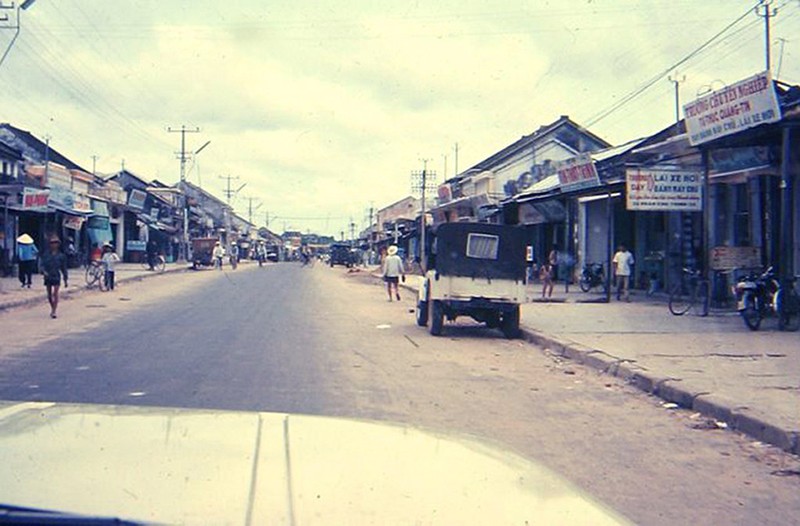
(1, 0, 799, 236)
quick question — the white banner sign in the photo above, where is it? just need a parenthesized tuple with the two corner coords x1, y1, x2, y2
(556, 153, 600, 192)
(683, 71, 781, 146)
(626, 168, 702, 211)
(22, 188, 49, 211)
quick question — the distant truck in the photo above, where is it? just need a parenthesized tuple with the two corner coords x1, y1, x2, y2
(329, 243, 356, 267)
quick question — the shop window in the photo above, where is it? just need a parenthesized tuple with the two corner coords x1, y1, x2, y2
(733, 184, 750, 246)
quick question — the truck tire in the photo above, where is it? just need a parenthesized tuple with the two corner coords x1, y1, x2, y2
(429, 300, 444, 336)
(501, 306, 520, 339)
(416, 299, 429, 327)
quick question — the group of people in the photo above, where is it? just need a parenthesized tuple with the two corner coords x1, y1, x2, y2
(212, 241, 241, 270)
(535, 243, 635, 302)
(15, 233, 125, 319)
(15, 233, 69, 318)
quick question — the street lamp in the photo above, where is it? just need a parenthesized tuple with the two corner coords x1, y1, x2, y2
(0, 0, 36, 69)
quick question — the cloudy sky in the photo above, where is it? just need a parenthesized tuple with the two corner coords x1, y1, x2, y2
(1, 0, 798, 236)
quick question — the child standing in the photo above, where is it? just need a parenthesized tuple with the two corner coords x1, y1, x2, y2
(101, 243, 120, 291)
(539, 261, 554, 299)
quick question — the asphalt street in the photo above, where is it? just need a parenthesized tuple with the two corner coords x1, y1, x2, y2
(0, 262, 799, 525)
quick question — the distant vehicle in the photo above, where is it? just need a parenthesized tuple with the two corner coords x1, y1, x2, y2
(191, 237, 218, 269)
(417, 222, 527, 338)
(329, 243, 355, 267)
(265, 244, 279, 262)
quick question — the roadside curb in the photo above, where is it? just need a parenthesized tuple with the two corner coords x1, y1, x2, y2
(0, 265, 189, 313)
(366, 268, 799, 455)
(519, 325, 800, 455)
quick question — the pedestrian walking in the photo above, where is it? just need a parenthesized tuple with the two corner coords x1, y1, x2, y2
(16, 233, 38, 288)
(548, 244, 560, 282)
(212, 241, 225, 270)
(382, 245, 405, 302)
(101, 243, 120, 291)
(539, 261, 554, 299)
(146, 239, 158, 271)
(229, 241, 239, 269)
(612, 244, 635, 302)
(39, 236, 68, 319)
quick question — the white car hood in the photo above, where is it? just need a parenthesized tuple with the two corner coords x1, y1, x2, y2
(0, 401, 630, 525)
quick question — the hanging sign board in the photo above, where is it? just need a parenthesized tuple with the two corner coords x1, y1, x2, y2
(556, 153, 600, 192)
(22, 188, 50, 211)
(683, 71, 781, 146)
(626, 168, 702, 211)
(63, 216, 85, 230)
(710, 246, 761, 270)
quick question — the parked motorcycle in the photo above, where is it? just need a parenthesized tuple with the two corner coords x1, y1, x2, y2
(733, 266, 799, 331)
(579, 262, 607, 293)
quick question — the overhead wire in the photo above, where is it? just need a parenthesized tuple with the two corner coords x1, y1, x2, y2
(584, 1, 765, 127)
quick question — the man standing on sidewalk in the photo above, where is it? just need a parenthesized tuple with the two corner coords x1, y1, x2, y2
(16, 233, 38, 288)
(612, 244, 634, 302)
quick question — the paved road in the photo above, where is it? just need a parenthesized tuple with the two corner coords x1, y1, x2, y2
(0, 262, 798, 525)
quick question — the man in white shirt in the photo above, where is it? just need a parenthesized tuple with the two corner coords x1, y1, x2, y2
(612, 244, 635, 302)
(382, 245, 406, 302)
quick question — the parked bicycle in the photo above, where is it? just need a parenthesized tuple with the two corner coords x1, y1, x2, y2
(668, 267, 709, 316)
(140, 254, 166, 273)
(84, 260, 107, 291)
(734, 266, 799, 331)
(578, 262, 606, 293)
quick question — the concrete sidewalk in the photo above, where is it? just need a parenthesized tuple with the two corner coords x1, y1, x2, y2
(395, 273, 799, 455)
(0, 262, 189, 312)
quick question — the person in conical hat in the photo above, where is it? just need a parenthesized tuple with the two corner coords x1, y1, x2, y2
(16, 233, 38, 288)
(382, 245, 405, 302)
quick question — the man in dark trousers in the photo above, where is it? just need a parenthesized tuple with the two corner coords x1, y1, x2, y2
(146, 238, 158, 271)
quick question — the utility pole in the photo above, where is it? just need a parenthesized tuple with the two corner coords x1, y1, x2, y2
(775, 37, 787, 79)
(755, 0, 777, 72)
(167, 125, 200, 261)
(411, 159, 437, 273)
(668, 73, 686, 128)
(219, 174, 245, 205)
(453, 143, 459, 177)
(245, 196, 261, 225)
(167, 125, 201, 182)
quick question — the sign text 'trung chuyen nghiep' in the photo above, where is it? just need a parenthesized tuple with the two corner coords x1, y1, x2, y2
(683, 71, 781, 146)
(626, 168, 703, 211)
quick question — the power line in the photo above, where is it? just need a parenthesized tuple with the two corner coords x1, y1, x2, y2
(585, 1, 764, 127)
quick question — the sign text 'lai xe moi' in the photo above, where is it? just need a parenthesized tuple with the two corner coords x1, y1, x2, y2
(626, 168, 702, 211)
(683, 71, 781, 146)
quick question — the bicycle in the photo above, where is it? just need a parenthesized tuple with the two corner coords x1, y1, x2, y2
(84, 260, 107, 291)
(668, 267, 709, 316)
(140, 254, 166, 273)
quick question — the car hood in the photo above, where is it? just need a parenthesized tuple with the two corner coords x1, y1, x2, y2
(0, 401, 630, 525)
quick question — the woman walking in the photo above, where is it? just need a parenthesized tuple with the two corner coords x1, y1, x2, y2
(40, 236, 69, 318)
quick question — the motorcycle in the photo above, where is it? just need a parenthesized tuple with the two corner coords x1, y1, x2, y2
(732, 266, 798, 331)
(579, 262, 607, 293)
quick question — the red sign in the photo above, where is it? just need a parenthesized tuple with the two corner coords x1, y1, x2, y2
(556, 153, 600, 192)
(22, 188, 49, 210)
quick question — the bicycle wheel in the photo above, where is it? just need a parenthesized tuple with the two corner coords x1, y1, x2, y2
(155, 256, 166, 273)
(85, 264, 99, 287)
(668, 283, 691, 315)
(696, 280, 710, 317)
(98, 271, 108, 292)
